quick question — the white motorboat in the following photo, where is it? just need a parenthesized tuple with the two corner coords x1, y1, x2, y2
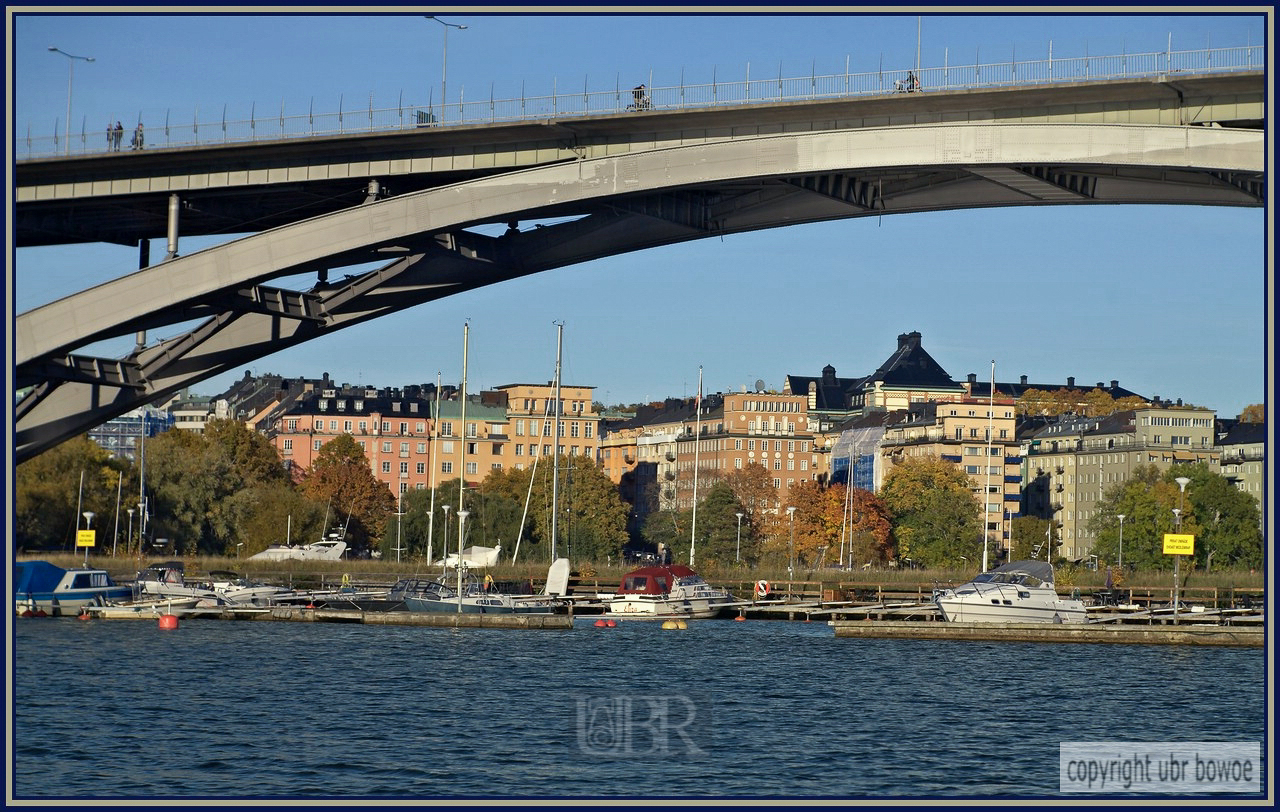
(82, 596, 203, 619)
(15, 561, 133, 616)
(932, 560, 1088, 623)
(247, 530, 348, 562)
(133, 562, 296, 607)
(607, 564, 736, 619)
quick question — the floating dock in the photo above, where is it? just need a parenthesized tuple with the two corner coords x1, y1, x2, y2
(237, 606, 573, 629)
(830, 619, 1264, 646)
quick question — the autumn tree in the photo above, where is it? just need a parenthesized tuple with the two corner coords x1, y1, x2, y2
(301, 434, 394, 555)
(1238, 403, 1264, 423)
(15, 435, 127, 551)
(879, 455, 982, 567)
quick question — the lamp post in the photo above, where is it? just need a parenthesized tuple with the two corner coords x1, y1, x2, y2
(1173, 476, 1191, 625)
(137, 500, 146, 555)
(48, 46, 94, 156)
(81, 511, 95, 566)
(735, 512, 744, 564)
(126, 508, 135, 557)
(441, 503, 451, 566)
(786, 506, 797, 600)
(424, 16, 467, 119)
(1116, 513, 1125, 570)
(455, 509, 470, 614)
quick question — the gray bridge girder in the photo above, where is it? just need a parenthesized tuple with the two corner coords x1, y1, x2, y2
(15, 121, 1265, 461)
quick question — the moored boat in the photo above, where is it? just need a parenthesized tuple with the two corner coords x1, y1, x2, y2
(607, 564, 736, 619)
(932, 559, 1088, 623)
(82, 596, 203, 619)
(15, 561, 133, 616)
(402, 559, 570, 615)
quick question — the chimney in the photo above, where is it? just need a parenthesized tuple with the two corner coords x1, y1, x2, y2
(1020, 375, 1028, 385)
(1111, 380, 1119, 389)
(967, 373, 977, 384)
(1066, 376, 1075, 388)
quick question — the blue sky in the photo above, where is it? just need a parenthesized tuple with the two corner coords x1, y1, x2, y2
(9, 9, 1269, 419)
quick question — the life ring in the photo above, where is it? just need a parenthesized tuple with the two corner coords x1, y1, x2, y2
(755, 580, 770, 599)
(341, 573, 351, 588)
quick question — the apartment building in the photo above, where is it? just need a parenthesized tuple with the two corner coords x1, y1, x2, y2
(495, 382, 600, 471)
(879, 398, 1022, 559)
(1022, 404, 1219, 561)
(1215, 420, 1265, 508)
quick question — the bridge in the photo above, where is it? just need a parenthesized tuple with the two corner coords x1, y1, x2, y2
(13, 58, 1265, 462)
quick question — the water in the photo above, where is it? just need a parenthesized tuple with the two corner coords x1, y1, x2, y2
(11, 617, 1267, 800)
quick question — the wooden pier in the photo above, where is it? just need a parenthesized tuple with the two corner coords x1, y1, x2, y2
(831, 619, 1264, 646)
(228, 605, 574, 629)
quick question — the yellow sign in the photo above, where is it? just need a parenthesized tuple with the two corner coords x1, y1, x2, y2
(75, 529, 96, 548)
(1163, 533, 1195, 555)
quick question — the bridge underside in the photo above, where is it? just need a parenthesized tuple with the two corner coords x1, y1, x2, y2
(15, 122, 1264, 462)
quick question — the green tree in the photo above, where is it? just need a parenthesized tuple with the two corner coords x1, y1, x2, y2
(15, 435, 126, 551)
(239, 481, 328, 557)
(301, 434, 394, 555)
(879, 455, 982, 567)
(688, 482, 745, 567)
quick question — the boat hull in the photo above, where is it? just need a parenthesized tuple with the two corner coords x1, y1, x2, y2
(16, 586, 133, 617)
(403, 595, 555, 614)
(935, 592, 1088, 623)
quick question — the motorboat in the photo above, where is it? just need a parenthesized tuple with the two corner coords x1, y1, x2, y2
(133, 562, 297, 607)
(247, 530, 348, 562)
(82, 596, 203, 619)
(932, 559, 1088, 623)
(14, 561, 133, 616)
(607, 564, 736, 619)
(401, 559, 570, 615)
(437, 544, 501, 569)
(133, 561, 222, 605)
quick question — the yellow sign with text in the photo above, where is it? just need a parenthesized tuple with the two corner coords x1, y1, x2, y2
(75, 529, 96, 548)
(1163, 533, 1195, 555)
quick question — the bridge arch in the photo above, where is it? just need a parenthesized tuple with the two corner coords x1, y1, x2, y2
(15, 121, 1264, 460)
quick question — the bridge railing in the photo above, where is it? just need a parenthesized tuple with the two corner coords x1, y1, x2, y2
(20, 44, 1263, 160)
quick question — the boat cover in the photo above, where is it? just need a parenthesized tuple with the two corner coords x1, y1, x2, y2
(14, 561, 67, 595)
(990, 559, 1056, 585)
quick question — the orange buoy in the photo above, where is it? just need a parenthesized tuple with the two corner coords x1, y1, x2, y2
(594, 619, 608, 627)
(157, 614, 180, 630)
(605, 619, 617, 627)
(78, 611, 92, 621)
(735, 613, 746, 622)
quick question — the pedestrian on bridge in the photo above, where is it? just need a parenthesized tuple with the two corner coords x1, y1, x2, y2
(131, 122, 144, 150)
(113, 121, 124, 151)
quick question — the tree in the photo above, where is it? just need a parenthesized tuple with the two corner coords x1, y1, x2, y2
(1238, 403, 1264, 423)
(1081, 388, 1115, 417)
(300, 434, 394, 555)
(239, 481, 328, 557)
(787, 480, 845, 568)
(879, 455, 982, 567)
(1089, 463, 1262, 572)
(15, 435, 126, 551)
(688, 482, 745, 567)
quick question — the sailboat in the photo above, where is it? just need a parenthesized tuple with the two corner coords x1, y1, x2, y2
(400, 323, 570, 615)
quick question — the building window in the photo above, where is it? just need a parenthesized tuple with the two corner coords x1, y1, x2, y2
(440, 422, 453, 437)
(283, 439, 293, 452)
(314, 440, 323, 450)
(416, 463, 426, 474)
(417, 443, 427, 454)
(400, 462, 409, 474)
(585, 424, 593, 438)
(442, 461, 453, 474)
(382, 441, 392, 453)
(466, 462, 478, 475)
(382, 462, 391, 473)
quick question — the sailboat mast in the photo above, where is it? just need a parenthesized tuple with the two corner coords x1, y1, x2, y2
(981, 359, 996, 572)
(458, 323, 469, 611)
(427, 370, 441, 567)
(689, 366, 702, 567)
(551, 321, 563, 561)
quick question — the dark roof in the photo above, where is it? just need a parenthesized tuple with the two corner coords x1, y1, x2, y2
(1218, 421, 1266, 446)
(785, 364, 863, 411)
(865, 332, 962, 390)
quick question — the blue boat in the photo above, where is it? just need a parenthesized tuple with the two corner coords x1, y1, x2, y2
(14, 561, 133, 617)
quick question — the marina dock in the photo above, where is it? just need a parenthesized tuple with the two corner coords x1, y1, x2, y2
(224, 605, 573, 629)
(830, 619, 1264, 646)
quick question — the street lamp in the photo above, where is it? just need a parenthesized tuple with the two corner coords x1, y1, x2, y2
(81, 511, 95, 566)
(735, 512, 744, 564)
(786, 506, 797, 600)
(1173, 476, 1191, 625)
(455, 509, 470, 614)
(1116, 513, 1126, 570)
(49, 46, 94, 155)
(424, 16, 467, 119)
(441, 503, 451, 567)
(125, 508, 134, 557)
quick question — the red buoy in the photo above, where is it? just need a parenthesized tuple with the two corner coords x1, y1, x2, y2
(594, 619, 607, 627)
(605, 619, 618, 627)
(157, 614, 180, 630)
(735, 614, 746, 622)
